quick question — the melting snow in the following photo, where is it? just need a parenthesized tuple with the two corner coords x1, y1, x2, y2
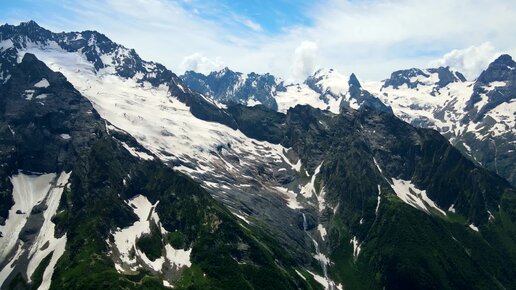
(164, 244, 192, 268)
(469, 224, 479, 232)
(274, 186, 302, 209)
(34, 79, 50, 88)
(28, 172, 71, 290)
(23, 89, 35, 100)
(109, 195, 192, 274)
(300, 162, 323, 199)
(350, 236, 361, 257)
(59, 133, 71, 140)
(390, 179, 446, 215)
(121, 142, 154, 160)
(317, 224, 327, 241)
(375, 185, 382, 214)
(0, 173, 56, 262)
(0, 172, 70, 290)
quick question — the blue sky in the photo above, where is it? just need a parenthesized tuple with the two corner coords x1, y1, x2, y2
(0, 0, 315, 35)
(1, 0, 516, 81)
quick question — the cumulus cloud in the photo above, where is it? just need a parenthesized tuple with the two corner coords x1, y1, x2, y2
(431, 42, 500, 80)
(292, 41, 319, 80)
(181, 53, 224, 74)
(9, 0, 516, 80)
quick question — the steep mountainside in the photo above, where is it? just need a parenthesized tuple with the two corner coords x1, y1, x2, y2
(363, 59, 516, 186)
(181, 68, 279, 109)
(227, 104, 516, 289)
(1, 21, 516, 290)
(0, 53, 314, 290)
(181, 68, 390, 115)
(183, 59, 515, 187)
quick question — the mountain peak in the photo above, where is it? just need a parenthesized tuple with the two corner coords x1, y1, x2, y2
(477, 53, 516, 84)
(19, 20, 41, 28)
(492, 54, 514, 66)
(348, 73, 361, 88)
(383, 66, 465, 89)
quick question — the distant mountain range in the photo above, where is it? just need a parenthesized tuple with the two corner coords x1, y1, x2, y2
(0, 21, 515, 290)
(181, 55, 516, 188)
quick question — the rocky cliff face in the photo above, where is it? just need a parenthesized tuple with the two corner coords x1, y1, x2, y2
(181, 68, 279, 109)
(0, 52, 312, 290)
(364, 57, 516, 187)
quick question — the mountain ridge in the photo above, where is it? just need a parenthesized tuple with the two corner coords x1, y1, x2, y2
(0, 21, 516, 290)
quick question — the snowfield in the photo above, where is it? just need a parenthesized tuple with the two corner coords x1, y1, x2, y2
(0, 172, 70, 290)
(17, 42, 314, 217)
(108, 194, 192, 278)
(0, 173, 56, 262)
(390, 178, 446, 215)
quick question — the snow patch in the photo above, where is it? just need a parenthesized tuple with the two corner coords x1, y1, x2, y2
(59, 133, 71, 140)
(274, 186, 302, 209)
(35, 94, 48, 100)
(317, 224, 327, 241)
(350, 236, 361, 257)
(390, 178, 446, 215)
(34, 79, 50, 88)
(246, 97, 262, 107)
(469, 224, 479, 232)
(121, 142, 154, 160)
(0, 173, 56, 261)
(26, 172, 71, 284)
(375, 185, 382, 214)
(110, 195, 160, 272)
(164, 244, 192, 268)
(300, 162, 323, 199)
(24, 89, 35, 100)
(0, 39, 14, 51)
(109, 195, 192, 274)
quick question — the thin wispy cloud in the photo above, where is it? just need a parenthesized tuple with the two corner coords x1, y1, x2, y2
(1, 0, 515, 81)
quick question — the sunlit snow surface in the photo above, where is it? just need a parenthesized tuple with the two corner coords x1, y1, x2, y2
(108, 194, 192, 283)
(276, 69, 349, 114)
(390, 178, 446, 215)
(0, 173, 55, 262)
(363, 73, 515, 140)
(0, 172, 70, 290)
(17, 42, 312, 215)
(33, 78, 50, 88)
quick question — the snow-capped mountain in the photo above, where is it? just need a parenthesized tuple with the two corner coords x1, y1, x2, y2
(1, 21, 516, 290)
(181, 67, 390, 114)
(185, 59, 515, 186)
(181, 68, 279, 109)
(363, 58, 516, 186)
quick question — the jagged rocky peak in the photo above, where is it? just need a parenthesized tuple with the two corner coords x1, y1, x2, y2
(210, 66, 238, 78)
(465, 54, 516, 123)
(0, 20, 53, 44)
(0, 20, 178, 87)
(180, 67, 279, 109)
(477, 54, 516, 84)
(348, 72, 362, 88)
(383, 66, 465, 90)
(342, 72, 393, 113)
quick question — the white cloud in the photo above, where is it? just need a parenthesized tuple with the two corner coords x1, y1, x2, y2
(430, 42, 500, 80)
(181, 53, 224, 74)
(293, 41, 319, 80)
(238, 17, 263, 32)
(7, 0, 516, 81)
